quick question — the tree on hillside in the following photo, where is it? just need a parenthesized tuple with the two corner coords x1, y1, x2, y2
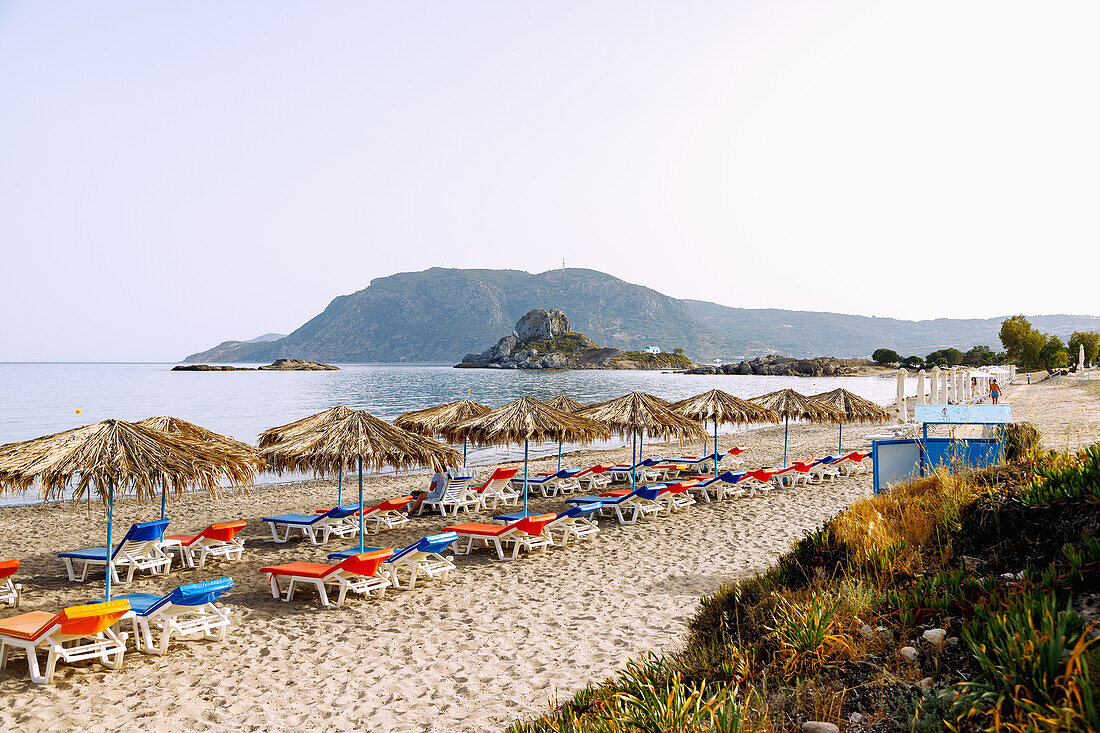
(872, 348, 900, 365)
(1039, 335, 1070, 371)
(963, 345, 998, 367)
(925, 348, 965, 367)
(1068, 331, 1100, 366)
(999, 315, 1046, 370)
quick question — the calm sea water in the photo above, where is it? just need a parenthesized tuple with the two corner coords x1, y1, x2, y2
(0, 363, 909, 505)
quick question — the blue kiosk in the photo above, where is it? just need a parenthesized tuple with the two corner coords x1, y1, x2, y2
(871, 404, 1013, 494)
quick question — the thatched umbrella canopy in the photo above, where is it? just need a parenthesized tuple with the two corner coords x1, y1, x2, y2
(0, 419, 262, 599)
(749, 389, 844, 466)
(136, 416, 260, 519)
(261, 406, 461, 552)
(443, 396, 612, 513)
(671, 390, 780, 477)
(579, 392, 706, 487)
(543, 394, 587, 470)
(811, 388, 891, 454)
(394, 399, 491, 470)
(545, 394, 586, 413)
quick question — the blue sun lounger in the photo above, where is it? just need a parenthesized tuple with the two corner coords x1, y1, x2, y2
(58, 519, 171, 585)
(510, 467, 585, 497)
(101, 577, 234, 655)
(688, 470, 749, 502)
(565, 486, 664, 525)
(263, 504, 361, 545)
(327, 532, 459, 590)
(608, 457, 665, 484)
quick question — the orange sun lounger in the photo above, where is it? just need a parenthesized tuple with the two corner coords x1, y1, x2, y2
(163, 520, 248, 569)
(316, 496, 415, 534)
(443, 513, 557, 561)
(0, 560, 21, 608)
(260, 550, 394, 608)
(0, 600, 132, 684)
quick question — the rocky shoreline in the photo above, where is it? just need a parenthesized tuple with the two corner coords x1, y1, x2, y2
(173, 358, 339, 372)
(684, 355, 884, 377)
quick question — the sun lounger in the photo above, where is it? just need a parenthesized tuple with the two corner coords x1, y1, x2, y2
(0, 560, 21, 608)
(774, 460, 821, 488)
(655, 479, 699, 513)
(608, 458, 664, 484)
(263, 504, 361, 545)
(58, 519, 172, 586)
(105, 578, 234, 655)
(566, 485, 664, 525)
(443, 513, 557, 561)
(0, 600, 132, 684)
(808, 454, 842, 482)
(492, 504, 603, 547)
(261, 550, 393, 608)
(163, 521, 247, 569)
(832, 451, 871, 477)
(685, 470, 749, 502)
(741, 467, 787, 495)
(419, 474, 479, 516)
(517, 468, 584, 498)
(567, 462, 615, 492)
(470, 466, 521, 509)
(317, 496, 414, 534)
(327, 532, 458, 590)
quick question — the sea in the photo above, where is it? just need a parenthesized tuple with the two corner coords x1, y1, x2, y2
(0, 363, 912, 506)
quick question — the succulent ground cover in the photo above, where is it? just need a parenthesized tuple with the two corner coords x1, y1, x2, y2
(510, 435, 1100, 732)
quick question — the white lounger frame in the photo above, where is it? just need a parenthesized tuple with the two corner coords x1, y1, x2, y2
(173, 536, 246, 569)
(128, 603, 232, 655)
(1, 577, 21, 608)
(544, 515, 600, 548)
(266, 515, 358, 546)
(267, 569, 391, 609)
(62, 540, 172, 586)
(0, 620, 130, 684)
(450, 528, 552, 561)
(420, 477, 479, 517)
(384, 552, 455, 590)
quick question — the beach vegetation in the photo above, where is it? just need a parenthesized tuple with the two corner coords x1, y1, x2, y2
(901, 355, 925, 369)
(961, 345, 1001, 367)
(925, 348, 965, 367)
(873, 348, 901, 365)
(511, 442, 1100, 732)
(1068, 331, 1100, 367)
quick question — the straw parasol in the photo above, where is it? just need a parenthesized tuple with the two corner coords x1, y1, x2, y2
(394, 399, 491, 470)
(579, 392, 706, 487)
(544, 394, 587, 470)
(443, 396, 611, 513)
(136, 416, 260, 520)
(0, 419, 262, 599)
(260, 406, 461, 553)
(811, 388, 891, 454)
(671, 390, 780, 477)
(749, 388, 843, 466)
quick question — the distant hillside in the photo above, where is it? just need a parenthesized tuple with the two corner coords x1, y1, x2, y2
(183, 267, 1100, 363)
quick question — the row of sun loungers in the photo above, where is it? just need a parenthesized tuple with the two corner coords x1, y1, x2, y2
(0, 448, 871, 684)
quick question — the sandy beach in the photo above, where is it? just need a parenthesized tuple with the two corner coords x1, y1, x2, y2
(0, 378, 1097, 732)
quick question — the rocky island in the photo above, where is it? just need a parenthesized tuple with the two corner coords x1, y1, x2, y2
(173, 359, 339, 372)
(456, 309, 694, 370)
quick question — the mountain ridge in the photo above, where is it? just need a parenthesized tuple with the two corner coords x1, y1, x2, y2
(183, 267, 1100, 363)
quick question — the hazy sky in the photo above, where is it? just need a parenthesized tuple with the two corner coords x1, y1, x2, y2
(1, 2, 1097, 361)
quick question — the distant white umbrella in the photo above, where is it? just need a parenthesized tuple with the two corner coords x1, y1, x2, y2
(896, 369, 908, 422)
(916, 370, 926, 406)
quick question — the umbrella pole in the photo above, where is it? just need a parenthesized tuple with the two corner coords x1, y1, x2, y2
(358, 458, 364, 552)
(523, 440, 530, 515)
(338, 467, 343, 505)
(463, 439, 468, 470)
(557, 440, 562, 472)
(714, 420, 720, 479)
(631, 430, 637, 490)
(783, 417, 789, 467)
(161, 482, 166, 521)
(106, 483, 114, 601)
(838, 424, 843, 455)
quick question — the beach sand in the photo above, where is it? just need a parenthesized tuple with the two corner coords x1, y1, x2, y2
(0, 379, 1096, 732)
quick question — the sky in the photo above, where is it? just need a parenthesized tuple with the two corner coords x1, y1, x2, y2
(1, 1, 1097, 362)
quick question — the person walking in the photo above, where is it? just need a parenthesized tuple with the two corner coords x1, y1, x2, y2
(990, 379, 1001, 405)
